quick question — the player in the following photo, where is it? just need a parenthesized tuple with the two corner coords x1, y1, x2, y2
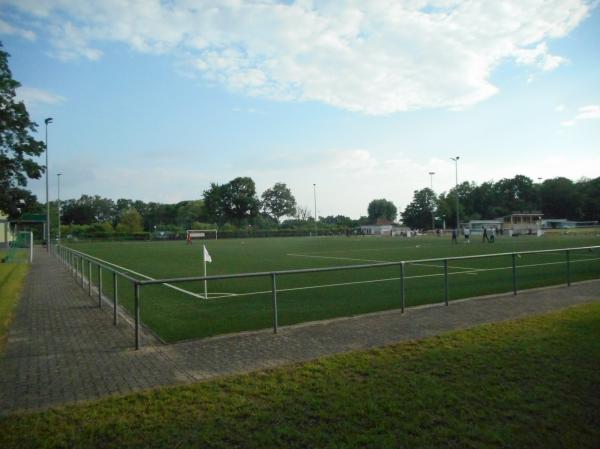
(464, 227, 471, 244)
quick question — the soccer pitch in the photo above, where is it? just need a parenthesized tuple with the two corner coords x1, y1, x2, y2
(66, 234, 600, 342)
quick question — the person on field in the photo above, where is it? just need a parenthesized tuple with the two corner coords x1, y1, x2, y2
(452, 229, 457, 244)
(464, 227, 471, 243)
(490, 227, 496, 243)
(482, 227, 489, 243)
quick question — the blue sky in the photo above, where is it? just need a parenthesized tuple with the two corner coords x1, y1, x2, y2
(1, 0, 599, 219)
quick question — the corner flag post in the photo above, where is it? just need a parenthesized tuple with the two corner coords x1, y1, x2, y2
(203, 245, 212, 299)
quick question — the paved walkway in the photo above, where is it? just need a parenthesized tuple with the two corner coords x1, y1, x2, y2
(1, 248, 598, 416)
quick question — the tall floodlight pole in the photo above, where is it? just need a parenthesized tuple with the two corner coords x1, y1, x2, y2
(428, 172, 435, 231)
(450, 156, 460, 230)
(57, 173, 62, 245)
(44, 117, 53, 251)
(313, 183, 317, 236)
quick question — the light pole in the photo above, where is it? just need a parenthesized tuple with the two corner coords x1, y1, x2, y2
(428, 171, 435, 231)
(57, 173, 62, 245)
(313, 183, 317, 236)
(44, 117, 53, 250)
(450, 156, 460, 230)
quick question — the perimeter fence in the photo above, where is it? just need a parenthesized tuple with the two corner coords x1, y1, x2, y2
(54, 244, 600, 350)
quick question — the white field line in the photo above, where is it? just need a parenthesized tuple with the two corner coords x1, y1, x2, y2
(71, 252, 235, 299)
(288, 253, 477, 274)
(207, 256, 600, 299)
(286, 253, 387, 263)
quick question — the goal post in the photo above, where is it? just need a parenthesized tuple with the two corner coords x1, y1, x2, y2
(186, 229, 218, 243)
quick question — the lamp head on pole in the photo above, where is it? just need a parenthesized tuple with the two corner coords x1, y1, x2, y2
(44, 117, 53, 125)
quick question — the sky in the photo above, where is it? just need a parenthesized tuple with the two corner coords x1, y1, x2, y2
(1, 0, 599, 219)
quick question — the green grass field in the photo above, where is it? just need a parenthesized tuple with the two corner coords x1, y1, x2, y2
(64, 234, 600, 342)
(0, 253, 30, 353)
(1, 304, 598, 448)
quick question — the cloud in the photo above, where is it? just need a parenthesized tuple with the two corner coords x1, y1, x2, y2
(16, 86, 66, 108)
(0, 17, 35, 40)
(0, 0, 591, 114)
(575, 105, 600, 119)
(561, 104, 600, 126)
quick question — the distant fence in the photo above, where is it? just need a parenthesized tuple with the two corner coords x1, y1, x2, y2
(54, 244, 600, 351)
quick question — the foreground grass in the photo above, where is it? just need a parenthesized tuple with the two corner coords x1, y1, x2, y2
(1, 303, 598, 449)
(0, 260, 29, 353)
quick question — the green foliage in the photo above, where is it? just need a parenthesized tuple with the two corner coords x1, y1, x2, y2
(0, 42, 46, 218)
(401, 188, 438, 229)
(261, 182, 296, 223)
(367, 198, 397, 223)
(1, 304, 598, 448)
(118, 208, 143, 233)
(203, 177, 260, 226)
(540, 177, 582, 219)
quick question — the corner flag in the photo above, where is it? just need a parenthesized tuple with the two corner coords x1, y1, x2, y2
(203, 245, 212, 299)
(203, 245, 212, 263)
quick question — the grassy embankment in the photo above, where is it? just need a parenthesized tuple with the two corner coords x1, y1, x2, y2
(0, 252, 29, 352)
(1, 303, 598, 448)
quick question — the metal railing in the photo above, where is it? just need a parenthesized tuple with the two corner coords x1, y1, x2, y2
(55, 245, 600, 350)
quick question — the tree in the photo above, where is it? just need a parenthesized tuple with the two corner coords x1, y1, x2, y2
(401, 188, 438, 229)
(203, 177, 260, 226)
(261, 182, 297, 223)
(578, 177, 600, 221)
(540, 177, 582, 219)
(222, 177, 260, 225)
(61, 195, 115, 225)
(295, 205, 312, 221)
(367, 199, 397, 223)
(0, 42, 46, 217)
(203, 182, 228, 225)
(118, 208, 143, 233)
(494, 175, 538, 214)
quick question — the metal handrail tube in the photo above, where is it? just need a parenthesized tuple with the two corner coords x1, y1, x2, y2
(59, 245, 138, 283)
(137, 245, 600, 286)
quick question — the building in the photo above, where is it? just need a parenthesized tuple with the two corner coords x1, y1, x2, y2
(0, 212, 14, 248)
(542, 219, 598, 229)
(503, 212, 543, 235)
(467, 219, 503, 235)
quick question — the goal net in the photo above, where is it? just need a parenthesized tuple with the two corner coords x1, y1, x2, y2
(3, 231, 33, 263)
(186, 229, 218, 243)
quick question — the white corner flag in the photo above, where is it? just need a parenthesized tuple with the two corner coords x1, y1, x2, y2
(203, 245, 212, 299)
(203, 245, 212, 263)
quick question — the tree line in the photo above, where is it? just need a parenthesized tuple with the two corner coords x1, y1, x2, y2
(401, 174, 600, 230)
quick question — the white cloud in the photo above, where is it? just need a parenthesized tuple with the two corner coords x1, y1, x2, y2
(0, 0, 591, 113)
(576, 105, 600, 119)
(0, 17, 35, 40)
(16, 86, 66, 108)
(561, 104, 600, 126)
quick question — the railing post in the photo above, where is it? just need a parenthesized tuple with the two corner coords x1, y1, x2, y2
(134, 283, 140, 350)
(444, 259, 449, 306)
(88, 261, 92, 296)
(400, 262, 405, 313)
(566, 250, 571, 287)
(271, 273, 278, 333)
(98, 265, 102, 307)
(512, 253, 517, 295)
(113, 272, 118, 325)
(80, 257, 85, 287)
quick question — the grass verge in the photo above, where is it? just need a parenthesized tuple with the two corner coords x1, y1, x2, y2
(0, 261, 29, 353)
(1, 303, 599, 448)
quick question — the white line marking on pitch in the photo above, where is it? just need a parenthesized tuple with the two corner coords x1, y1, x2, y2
(287, 253, 387, 263)
(68, 251, 216, 299)
(208, 257, 600, 299)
